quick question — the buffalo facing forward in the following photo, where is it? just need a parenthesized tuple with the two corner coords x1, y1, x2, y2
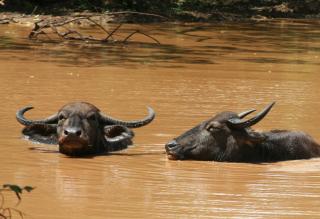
(165, 102, 320, 162)
(16, 102, 155, 156)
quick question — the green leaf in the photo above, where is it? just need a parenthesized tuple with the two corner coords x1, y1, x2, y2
(23, 186, 35, 192)
(3, 184, 23, 200)
(7, 185, 22, 194)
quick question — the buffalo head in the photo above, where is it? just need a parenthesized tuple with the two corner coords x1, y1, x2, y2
(16, 102, 155, 156)
(165, 102, 275, 161)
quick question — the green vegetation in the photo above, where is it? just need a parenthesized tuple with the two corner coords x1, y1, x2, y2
(1, 0, 320, 20)
(0, 184, 34, 219)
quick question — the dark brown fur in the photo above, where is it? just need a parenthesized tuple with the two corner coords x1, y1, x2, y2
(17, 102, 155, 156)
(165, 104, 320, 162)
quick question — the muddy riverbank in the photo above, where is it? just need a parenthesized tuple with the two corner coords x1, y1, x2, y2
(1, 0, 320, 24)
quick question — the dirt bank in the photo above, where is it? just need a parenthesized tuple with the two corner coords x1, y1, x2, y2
(1, 1, 320, 23)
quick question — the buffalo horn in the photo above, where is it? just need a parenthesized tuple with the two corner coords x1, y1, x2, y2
(227, 102, 275, 129)
(99, 107, 155, 128)
(16, 106, 58, 126)
(238, 109, 256, 119)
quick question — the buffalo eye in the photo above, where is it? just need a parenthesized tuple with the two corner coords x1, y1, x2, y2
(87, 113, 97, 121)
(58, 113, 66, 121)
(206, 121, 222, 133)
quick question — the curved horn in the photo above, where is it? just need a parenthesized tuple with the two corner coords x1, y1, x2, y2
(99, 107, 155, 128)
(227, 102, 275, 129)
(16, 106, 58, 126)
(238, 109, 256, 119)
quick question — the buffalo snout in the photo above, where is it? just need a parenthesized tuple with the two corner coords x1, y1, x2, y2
(63, 127, 82, 137)
(165, 140, 178, 150)
(165, 140, 178, 159)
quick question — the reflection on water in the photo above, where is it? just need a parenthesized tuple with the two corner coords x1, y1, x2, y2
(1, 21, 319, 68)
(0, 19, 320, 219)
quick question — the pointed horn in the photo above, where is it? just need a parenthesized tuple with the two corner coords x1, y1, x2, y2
(99, 107, 155, 128)
(238, 109, 256, 119)
(16, 106, 58, 126)
(227, 102, 276, 129)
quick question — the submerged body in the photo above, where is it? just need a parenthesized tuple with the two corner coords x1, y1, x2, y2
(16, 102, 155, 156)
(165, 102, 320, 162)
(218, 130, 320, 162)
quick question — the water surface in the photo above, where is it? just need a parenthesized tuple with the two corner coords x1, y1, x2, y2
(0, 20, 320, 218)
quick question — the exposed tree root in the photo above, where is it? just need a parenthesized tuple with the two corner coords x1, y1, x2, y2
(0, 16, 19, 24)
(28, 13, 162, 44)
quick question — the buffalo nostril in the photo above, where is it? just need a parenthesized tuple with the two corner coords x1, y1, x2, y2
(166, 140, 178, 149)
(64, 128, 81, 137)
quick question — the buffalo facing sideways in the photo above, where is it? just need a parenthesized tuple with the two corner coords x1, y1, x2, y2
(16, 102, 155, 156)
(165, 102, 320, 162)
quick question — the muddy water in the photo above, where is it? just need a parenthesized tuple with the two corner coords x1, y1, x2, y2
(0, 20, 320, 218)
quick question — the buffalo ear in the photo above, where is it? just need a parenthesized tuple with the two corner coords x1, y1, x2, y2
(104, 125, 134, 152)
(22, 124, 58, 145)
(240, 130, 266, 147)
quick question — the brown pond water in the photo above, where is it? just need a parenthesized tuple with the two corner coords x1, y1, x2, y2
(0, 20, 320, 218)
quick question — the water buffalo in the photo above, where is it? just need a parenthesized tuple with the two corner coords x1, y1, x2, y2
(16, 102, 155, 156)
(165, 102, 320, 162)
